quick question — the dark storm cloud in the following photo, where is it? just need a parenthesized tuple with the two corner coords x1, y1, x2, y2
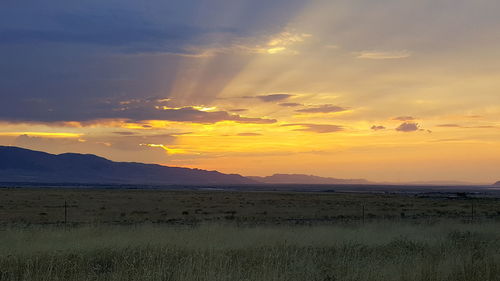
(0, 0, 305, 53)
(395, 122, 419, 132)
(295, 105, 347, 114)
(0, 0, 305, 124)
(0, 27, 204, 53)
(256, 94, 293, 102)
(281, 123, 344, 133)
(0, 10, 224, 54)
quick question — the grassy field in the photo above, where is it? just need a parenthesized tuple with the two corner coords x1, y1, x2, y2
(1, 222, 500, 281)
(0, 187, 499, 225)
(0, 187, 500, 280)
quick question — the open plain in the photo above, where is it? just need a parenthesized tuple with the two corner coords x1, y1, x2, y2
(1, 186, 500, 281)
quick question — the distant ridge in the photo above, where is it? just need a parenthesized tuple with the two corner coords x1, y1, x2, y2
(249, 174, 371, 185)
(396, 180, 485, 186)
(0, 146, 255, 185)
(494, 181, 500, 187)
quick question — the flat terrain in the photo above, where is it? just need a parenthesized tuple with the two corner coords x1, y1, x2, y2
(0, 186, 499, 225)
(1, 186, 500, 281)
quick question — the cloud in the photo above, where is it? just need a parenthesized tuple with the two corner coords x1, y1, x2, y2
(281, 123, 344, 133)
(139, 144, 192, 155)
(13, 134, 82, 148)
(0, 98, 276, 125)
(128, 28, 312, 58)
(237, 133, 262, 136)
(257, 94, 293, 102)
(228, 108, 248, 113)
(371, 125, 386, 131)
(430, 138, 467, 143)
(0, 132, 82, 138)
(0, 11, 216, 54)
(279, 102, 302, 107)
(357, 50, 412, 60)
(262, 31, 312, 55)
(267, 31, 311, 47)
(186, 30, 312, 57)
(393, 116, 416, 121)
(126, 106, 278, 124)
(395, 122, 420, 132)
(296, 105, 347, 113)
(113, 131, 138, 136)
(230, 115, 277, 124)
(10, 132, 180, 153)
(436, 124, 461, 128)
(437, 124, 498, 129)
(473, 125, 497, 129)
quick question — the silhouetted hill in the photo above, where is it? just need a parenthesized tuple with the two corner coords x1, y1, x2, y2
(249, 174, 371, 185)
(494, 181, 500, 187)
(0, 146, 255, 185)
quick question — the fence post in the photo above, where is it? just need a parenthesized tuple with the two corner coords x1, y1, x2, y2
(362, 205, 365, 225)
(471, 199, 474, 223)
(64, 200, 67, 225)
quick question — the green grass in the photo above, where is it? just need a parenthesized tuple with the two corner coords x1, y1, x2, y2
(1, 221, 500, 281)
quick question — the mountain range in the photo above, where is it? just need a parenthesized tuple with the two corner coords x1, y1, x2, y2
(0, 146, 372, 186)
(248, 174, 371, 185)
(0, 146, 254, 185)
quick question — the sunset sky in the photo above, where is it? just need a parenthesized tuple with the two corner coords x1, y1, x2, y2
(1, 0, 499, 183)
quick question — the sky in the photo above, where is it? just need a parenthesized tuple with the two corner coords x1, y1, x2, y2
(1, 0, 499, 183)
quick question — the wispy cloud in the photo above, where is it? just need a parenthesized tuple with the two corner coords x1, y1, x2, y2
(281, 123, 344, 133)
(263, 31, 311, 55)
(0, 132, 82, 138)
(436, 124, 461, 128)
(296, 105, 347, 114)
(237, 132, 262, 136)
(140, 144, 193, 155)
(357, 50, 412, 60)
(437, 124, 499, 129)
(174, 30, 312, 58)
(257, 94, 293, 102)
(279, 102, 302, 107)
(371, 125, 386, 131)
(393, 116, 416, 121)
(228, 108, 248, 113)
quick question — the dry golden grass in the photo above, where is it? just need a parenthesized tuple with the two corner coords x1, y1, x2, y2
(1, 222, 500, 281)
(0, 188, 498, 226)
